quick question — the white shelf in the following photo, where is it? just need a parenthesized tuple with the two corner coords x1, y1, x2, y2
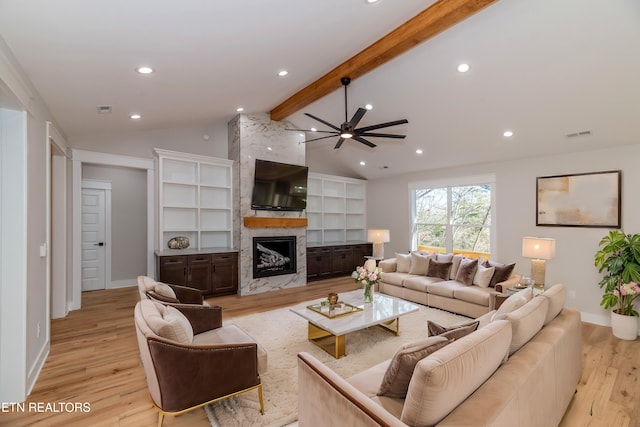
(155, 149, 233, 250)
(306, 173, 367, 245)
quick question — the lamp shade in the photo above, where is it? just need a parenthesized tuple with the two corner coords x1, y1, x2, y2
(368, 229, 390, 243)
(522, 237, 556, 260)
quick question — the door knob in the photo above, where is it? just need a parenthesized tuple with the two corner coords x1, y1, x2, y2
(94, 242, 104, 246)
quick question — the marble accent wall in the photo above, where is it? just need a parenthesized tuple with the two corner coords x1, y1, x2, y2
(228, 113, 307, 295)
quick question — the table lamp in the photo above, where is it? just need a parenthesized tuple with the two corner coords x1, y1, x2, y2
(368, 229, 390, 258)
(522, 237, 556, 288)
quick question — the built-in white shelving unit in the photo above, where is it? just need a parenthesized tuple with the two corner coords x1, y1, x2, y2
(306, 173, 367, 245)
(155, 149, 233, 250)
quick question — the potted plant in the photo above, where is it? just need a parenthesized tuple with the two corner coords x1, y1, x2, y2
(594, 230, 640, 340)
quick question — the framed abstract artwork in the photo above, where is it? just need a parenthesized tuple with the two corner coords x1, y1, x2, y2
(536, 170, 621, 228)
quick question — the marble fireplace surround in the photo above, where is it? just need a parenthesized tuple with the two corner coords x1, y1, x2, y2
(229, 113, 308, 296)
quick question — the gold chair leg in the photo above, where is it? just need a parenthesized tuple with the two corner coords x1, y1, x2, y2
(157, 411, 164, 427)
(257, 384, 265, 415)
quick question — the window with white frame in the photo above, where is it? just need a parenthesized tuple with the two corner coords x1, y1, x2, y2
(410, 175, 494, 258)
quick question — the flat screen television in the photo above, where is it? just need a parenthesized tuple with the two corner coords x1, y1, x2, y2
(251, 159, 308, 211)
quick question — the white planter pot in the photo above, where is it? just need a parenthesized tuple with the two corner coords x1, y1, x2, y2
(611, 311, 639, 340)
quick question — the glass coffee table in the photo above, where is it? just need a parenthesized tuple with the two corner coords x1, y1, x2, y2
(290, 290, 419, 358)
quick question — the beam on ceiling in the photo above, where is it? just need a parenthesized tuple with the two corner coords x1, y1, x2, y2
(270, 0, 498, 121)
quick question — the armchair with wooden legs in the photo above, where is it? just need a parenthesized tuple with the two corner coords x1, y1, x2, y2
(134, 299, 268, 426)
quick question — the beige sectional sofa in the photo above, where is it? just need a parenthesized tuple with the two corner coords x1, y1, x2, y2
(378, 252, 521, 318)
(297, 284, 581, 427)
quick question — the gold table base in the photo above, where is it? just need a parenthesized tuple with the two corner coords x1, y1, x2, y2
(307, 317, 401, 359)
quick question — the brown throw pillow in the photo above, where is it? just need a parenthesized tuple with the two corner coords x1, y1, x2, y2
(484, 260, 516, 288)
(455, 258, 478, 285)
(427, 260, 453, 280)
(427, 320, 480, 340)
(377, 336, 450, 398)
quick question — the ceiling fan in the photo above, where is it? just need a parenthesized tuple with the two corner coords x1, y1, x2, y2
(287, 77, 408, 149)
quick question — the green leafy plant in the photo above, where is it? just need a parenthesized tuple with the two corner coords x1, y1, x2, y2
(594, 230, 640, 316)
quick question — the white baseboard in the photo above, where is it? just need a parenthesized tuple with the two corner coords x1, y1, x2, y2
(27, 340, 49, 397)
(108, 279, 137, 289)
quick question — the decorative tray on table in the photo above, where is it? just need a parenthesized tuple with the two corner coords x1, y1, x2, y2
(307, 302, 363, 318)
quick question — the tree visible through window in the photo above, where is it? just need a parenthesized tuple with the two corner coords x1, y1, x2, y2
(412, 184, 492, 257)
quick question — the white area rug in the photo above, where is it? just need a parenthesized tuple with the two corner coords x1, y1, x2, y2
(205, 297, 470, 427)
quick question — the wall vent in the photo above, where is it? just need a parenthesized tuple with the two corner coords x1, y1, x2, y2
(97, 105, 112, 114)
(565, 130, 591, 138)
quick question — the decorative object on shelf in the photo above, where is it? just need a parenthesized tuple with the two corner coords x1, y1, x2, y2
(522, 237, 555, 288)
(594, 230, 640, 340)
(167, 236, 190, 249)
(368, 229, 390, 258)
(536, 170, 621, 228)
(352, 264, 381, 303)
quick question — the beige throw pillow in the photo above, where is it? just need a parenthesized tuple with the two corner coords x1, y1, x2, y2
(473, 263, 496, 288)
(541, 283, 566, 325)
(449, 254, 464, 280)
(377, 336, 450, 398)
(155, 282, 177, 299)
(491, 292, 528, 322)
(158, 305, 194, 344)
(395, 253, 411, 273)
(409, 252, 431, 275)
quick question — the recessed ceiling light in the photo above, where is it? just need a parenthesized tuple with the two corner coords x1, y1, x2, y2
(236, 107, 244, 112)
(136, 66, 154, 74)
(416, 149, 423, 154)
(130, 114, 142, 120)
(299, 133, 304, 137)
(365, 104, 373, 110)
(278, 70, 288, 77)
(360, 161, 366, 166)
(310, 127, 317, 132)
(503, 130, 514, 137)
(457, 63, 470, 73)
(267, 147, 272, 151)
(366, 0, 379, 3)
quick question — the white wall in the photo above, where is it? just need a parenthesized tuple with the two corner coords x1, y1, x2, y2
(367, 143, 640, 326)
(82, 164, 147, 286)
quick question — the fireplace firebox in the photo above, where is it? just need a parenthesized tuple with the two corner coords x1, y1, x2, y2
(253, 236, 297, 278)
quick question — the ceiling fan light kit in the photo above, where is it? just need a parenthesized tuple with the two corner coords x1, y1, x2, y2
(286, 77, 408, 149)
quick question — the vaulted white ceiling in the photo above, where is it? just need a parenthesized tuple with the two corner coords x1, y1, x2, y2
(1, 0, 639, 179)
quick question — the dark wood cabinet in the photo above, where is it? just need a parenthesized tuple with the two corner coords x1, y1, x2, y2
(306, 243, 372, 282)
(307, 247, 333, 281)
(211, 252, 238, 295)
(156, 251, 238, 296)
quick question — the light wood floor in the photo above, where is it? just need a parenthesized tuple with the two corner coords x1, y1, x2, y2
(0, 277, 637, 426)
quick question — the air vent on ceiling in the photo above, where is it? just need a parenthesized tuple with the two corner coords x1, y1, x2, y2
(565, 130, 591, 138)
(97, 105, 112, 114)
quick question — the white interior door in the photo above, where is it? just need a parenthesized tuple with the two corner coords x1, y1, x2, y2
(82, 187, 106, 291)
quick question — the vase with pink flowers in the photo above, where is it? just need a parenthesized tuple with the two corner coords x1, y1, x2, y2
(352, 265, 381, 303)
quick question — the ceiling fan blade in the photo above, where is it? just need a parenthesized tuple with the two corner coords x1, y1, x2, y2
(348, 107, 367, 128)
(353, 135, 376, 148)
(359, 132, 407, 139)
(355, 119, 408, 133)
(285, 128, 338, 134)
(334, 138, 345, 149)
(303, 134, 340, 143)
(304, 113, 341, 131)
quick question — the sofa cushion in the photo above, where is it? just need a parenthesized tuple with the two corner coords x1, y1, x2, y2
(541, 283, 566, 325)
(484, 260, 516, 288)
(491, 291, 529, 321)
(403, 275, 444, 292)
(381, 271, 414, 287)
(453, 285, 492, 307)
(395, 253, 411, 273)
(427, 320, 480, 339)
(425, 280, 465, 298)
(427, 260, 452, 280)
(455, 258, 478, 285)
(473, 263, 495, 288)
(445, 254, 462, 279)
(501, 296, 549, 354)
(401, 320, 512, 426)
(409, 252, 431, 275)
(377, 336, 450, 398)
(437, 253, 453, 263)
